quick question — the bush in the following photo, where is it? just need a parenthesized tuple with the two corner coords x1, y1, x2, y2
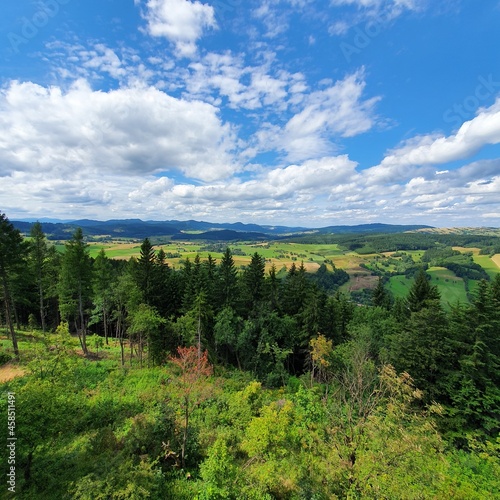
(0, 351, 12, 365)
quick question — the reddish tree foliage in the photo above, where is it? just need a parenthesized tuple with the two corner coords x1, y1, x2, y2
(169, 346, 213, 382)
(169, 346, 213, 467)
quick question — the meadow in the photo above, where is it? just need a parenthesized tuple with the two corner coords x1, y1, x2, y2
(77, 239, 500, 308)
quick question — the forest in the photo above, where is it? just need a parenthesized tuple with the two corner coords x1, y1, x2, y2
(1, 211, 500, 499)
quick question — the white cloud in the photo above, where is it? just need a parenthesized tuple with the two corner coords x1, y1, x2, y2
(122, 155, 364, 223)
(329, 0, 425, 34)
(45, 41, 160, 87)
(330, 0, 422, 16)
(185, 51, 301, 111)
(274, 69, 381, 161)
(366, 98, 500, 184)
(0, 79, 238, 182)
(141, 0, 217, 57)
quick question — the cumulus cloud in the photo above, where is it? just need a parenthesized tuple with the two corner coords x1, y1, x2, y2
(124, 155, 363, 222)
(273, 69, 381, 161)
(135, 156, 355, 202)
(185, 50, 306, 112)
(366, 98, 500, 184)
(0, 170, 139, 220)
(1, 0, 498, 227)
(0, 79, 238, 182)
(141, 0, 217, 57)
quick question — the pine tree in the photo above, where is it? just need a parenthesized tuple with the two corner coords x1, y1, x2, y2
(406, 268, 440, 312)
(372, 277, 390, 309)
(391, 302, 450, 402)
(267, 264, 280, 312)
(243, 252, 266, 314)
(28, 222, 50, 332)
(202, 254, 218, 311)
(218, 247, 238, 309)
(58, 228, 93, 355)
(282, 261, 309, 316)
(136, 237, 156, 305)
(153, 247, 176, 318)
(0, 213, 27, 357)
(92, 248, 114, 344)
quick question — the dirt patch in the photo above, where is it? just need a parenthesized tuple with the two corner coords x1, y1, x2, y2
(347, 274, 379, 291)
(0, 363, 26, 383)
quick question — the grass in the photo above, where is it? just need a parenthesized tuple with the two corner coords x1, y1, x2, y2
(84, 241, 344, 272)
(472, 254, 500, 278)
(427, 267, 469, 306)
(387, 275, 413, 298)
(492, 254, 500, 269)
(388, 267, 470, 309)
(53, 239, 499, 305)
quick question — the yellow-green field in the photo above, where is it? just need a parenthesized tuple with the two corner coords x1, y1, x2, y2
(58, 240, 498, 302)
(84, 239, 500, 279)
(492, 254, 500, 269)
(472, 254, 500, 278)
(86, 241, 347, 272)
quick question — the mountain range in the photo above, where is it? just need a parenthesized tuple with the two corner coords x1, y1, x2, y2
(11, 219, 433, 241)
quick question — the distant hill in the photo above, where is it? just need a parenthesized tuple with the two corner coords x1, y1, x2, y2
(412, 227, 500, 237)
(316, 223, 434, 234)
(11, 218, 433, 241)
(171, 229, 269, 241)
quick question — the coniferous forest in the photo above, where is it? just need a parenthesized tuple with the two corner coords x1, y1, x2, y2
(1, 212, 500, 499)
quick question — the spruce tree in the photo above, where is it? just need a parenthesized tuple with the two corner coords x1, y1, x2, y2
(218, 247, 238, 309)
(92, 248, 114, 344)
(372, 277, 390, 309)
(29, 222, 49, 332)
(136, 237, 156, 305)
(58, 227, 93, 355)
(406, 268, 440, 312)
(243, 252, 266, 314)
(0, 213, 27, 357)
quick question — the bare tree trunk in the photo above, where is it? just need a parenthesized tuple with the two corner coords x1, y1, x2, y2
(139, 331, 143, 369)
(12, 297, 20, 331)
(2, 278, 19, 358)
(103, 304, 109, 345)
(117, 316, 125, 367)
(130, 337, 134, 367)
(197, 314, 202, 360)
(74, 319, 84, 352)
(39, 280, 46, 333)
(181, 397, 189, 468)
(78, 286, 88, 355)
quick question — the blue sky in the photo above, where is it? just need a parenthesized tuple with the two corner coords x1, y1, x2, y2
(1, 0, 500, 227)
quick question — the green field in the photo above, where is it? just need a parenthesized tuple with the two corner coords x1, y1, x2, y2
(59, 239, 499, 305)
(387, 275, 413, 297)
(472, 254, 500, 278)
(427, 267, 470, 306)
(84, 241, 346, 272)
(388, 267, 470, 309)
